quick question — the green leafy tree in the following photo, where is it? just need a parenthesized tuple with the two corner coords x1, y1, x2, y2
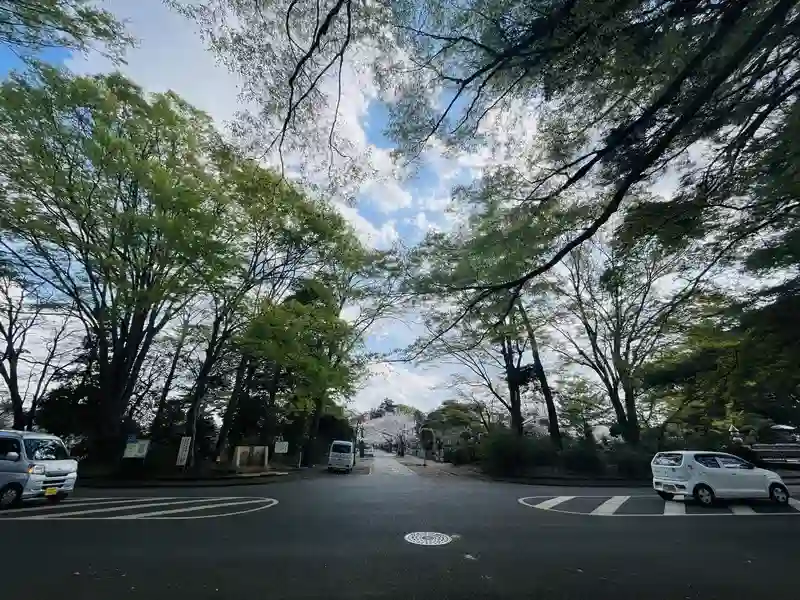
(0, 0, 131, 57)
(0, 65, 235, 452)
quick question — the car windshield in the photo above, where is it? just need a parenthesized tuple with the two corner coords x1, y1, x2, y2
(331, 443, 351, 454)
(653, 453, 683, 466)
(23, 438, 69, 460)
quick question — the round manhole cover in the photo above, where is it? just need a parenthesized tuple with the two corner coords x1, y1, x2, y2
(404, 531, 453, 546)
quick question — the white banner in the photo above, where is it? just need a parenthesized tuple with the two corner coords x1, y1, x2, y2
(176, 436, 192, 466)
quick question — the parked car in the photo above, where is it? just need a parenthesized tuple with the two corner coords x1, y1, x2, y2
(327, 440, 355, 473)
(0, 430, 79, 508)
(364, 446, 375, 458)
(651, 450, 791, 507)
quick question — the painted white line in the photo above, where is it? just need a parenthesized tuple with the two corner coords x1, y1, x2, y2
(730, 504, 757, 515)
(4, 497, 179, 515)
(789, 498, 800, 512)
(663, 501, 686, 515)
(24, 497, 231, 519)
(517, 496, 800, 517)
(591, 496, 630, 515)
(109, 498, 269, 519)
(532, 496, 575, 510)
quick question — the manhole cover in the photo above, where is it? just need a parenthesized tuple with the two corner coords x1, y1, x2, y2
(404, 531, 453, 546)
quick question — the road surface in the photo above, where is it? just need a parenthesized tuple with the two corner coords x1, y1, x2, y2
(2, 451, 799, 600)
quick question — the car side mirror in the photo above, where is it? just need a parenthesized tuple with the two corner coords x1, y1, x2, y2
(744, 463, 755, 469)
(2, 451, 20, 461)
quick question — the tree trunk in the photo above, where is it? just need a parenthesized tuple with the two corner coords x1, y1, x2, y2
(150, 319, 190, 438)
(215, 354, 249, 459)
(621, 375, 640, 445)
(303, 397, 325, 466)
(508, 380, 524, 435)
(517, 303, 562, 447)
(0, 357, 24, 430)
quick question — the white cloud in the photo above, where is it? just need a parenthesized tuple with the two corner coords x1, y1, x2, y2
(360, 179, 413, 213)
(335, 202, 398, 248)
(351, 362, 449, 413)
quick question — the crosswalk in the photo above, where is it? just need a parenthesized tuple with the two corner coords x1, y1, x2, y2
(519, 495, 800, 517)
(0, 496, 278, 520)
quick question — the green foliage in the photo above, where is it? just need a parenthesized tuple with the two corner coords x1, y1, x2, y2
(0, 0, 131, 57)
(560, 441, 605, 475)
(478, 430, 559, 476)
(603, 442, 653, 480)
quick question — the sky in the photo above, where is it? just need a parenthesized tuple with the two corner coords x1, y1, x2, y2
(0, 0, 495, 415)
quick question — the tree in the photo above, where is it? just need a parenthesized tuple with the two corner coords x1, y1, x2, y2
(184, 0, 799, 306)
(556, 377, 608, 442)
(181, 159, 357, 442)
(0, 65, 235, 452)
(0, 0, 130, 56)
(0, 259, 73, 430)
(547, 236, 698, 444)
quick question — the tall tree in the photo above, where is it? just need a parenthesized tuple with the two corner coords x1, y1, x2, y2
(0, 65, 235, 452)
(548, 236, 698, 443)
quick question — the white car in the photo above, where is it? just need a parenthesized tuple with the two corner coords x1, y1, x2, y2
(651, 450, 791, 507)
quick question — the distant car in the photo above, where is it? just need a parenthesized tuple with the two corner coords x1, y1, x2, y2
(327, 440, 355, 473)
(363, 446, 375, 458)
(651, 450, 791, 507)
(0, 430, 78, 508)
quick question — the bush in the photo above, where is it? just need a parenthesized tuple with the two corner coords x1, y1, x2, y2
(561, 441, 605, 475)
(445, 446, 474, 465)
(478, 430, 558, 476)
(604, 442, 652, 479)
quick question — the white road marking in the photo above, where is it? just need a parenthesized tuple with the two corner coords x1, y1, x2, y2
(730, 504, 757, 515)
(591, 496, 630, 515)
(109, 498, 271, 519)
(518, 495, 800, 517)
(5, 497, 176, 514)
(25, 497, 232, 519)
(663, 501, 686, 515)
(531, 496, 575, 510)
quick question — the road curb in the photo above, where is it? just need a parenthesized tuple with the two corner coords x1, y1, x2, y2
(77, 472, 312, 488)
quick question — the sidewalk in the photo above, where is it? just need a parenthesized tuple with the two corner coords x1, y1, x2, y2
(395, 454, 484, 478)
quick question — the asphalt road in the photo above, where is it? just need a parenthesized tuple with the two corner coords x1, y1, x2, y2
(3, 452, 800, 600)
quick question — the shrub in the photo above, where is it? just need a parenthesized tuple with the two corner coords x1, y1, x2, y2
(478, 430, 558, 476)
(604, 442, 652, 479)
(560, 441, 605, 475)
(445, 446, 474, 465)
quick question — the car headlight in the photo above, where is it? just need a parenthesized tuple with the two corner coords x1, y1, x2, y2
(27, 464, 46, 475)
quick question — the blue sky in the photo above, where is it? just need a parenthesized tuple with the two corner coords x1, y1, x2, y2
(0, 46, 71, 76)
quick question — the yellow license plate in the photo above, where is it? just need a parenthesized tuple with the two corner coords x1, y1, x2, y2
(44, 487, 58, 496)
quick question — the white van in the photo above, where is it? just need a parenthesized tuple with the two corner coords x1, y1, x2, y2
(327, 440, 355, 473)
(0, 430, 78, 508)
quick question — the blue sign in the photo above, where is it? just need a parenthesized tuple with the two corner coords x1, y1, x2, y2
(127, 434, 137, 443)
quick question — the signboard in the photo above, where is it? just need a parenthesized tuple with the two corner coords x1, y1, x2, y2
(274, 441, 289, 454)
(176, 436, 192, 466)
(122, 439, 150, 459)
(126, 434, 137, 444)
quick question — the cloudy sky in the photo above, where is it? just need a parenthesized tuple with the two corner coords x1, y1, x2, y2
(0, 0, 501, 414)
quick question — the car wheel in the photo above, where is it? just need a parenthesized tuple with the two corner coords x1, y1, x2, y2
(0, 484, 22, 509)
(657, 491, 675, 501)
(694, 484, 716, 507)
(769, 483, 790, 506)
